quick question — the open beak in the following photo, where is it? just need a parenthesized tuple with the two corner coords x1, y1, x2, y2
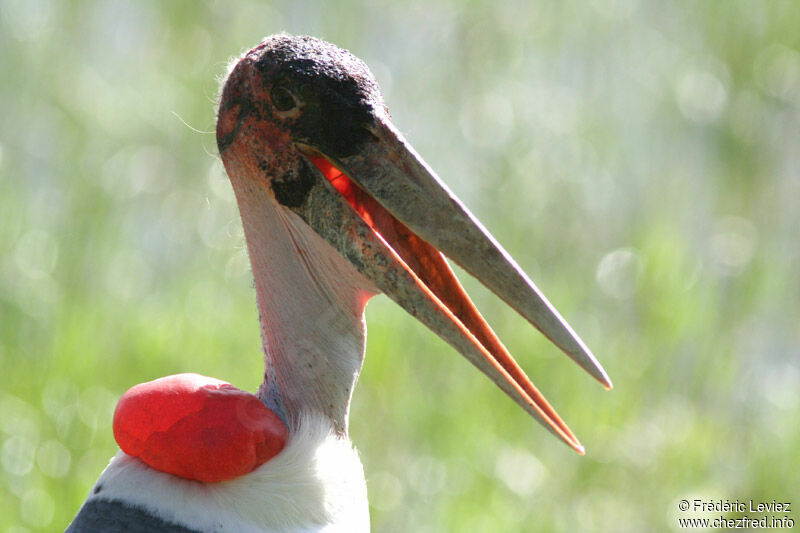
(280, 110, 611, 454)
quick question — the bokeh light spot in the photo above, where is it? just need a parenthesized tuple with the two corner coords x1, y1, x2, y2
(20, 487, 55, 528)
(675, 62, 729, 123)
(2, 436, 36, 476)
(494, 446, 547, 497)
(13, 230, 58, 280)
(710, 216, 757, 276)
(754, 44, 800, 103)
(368, 470, 405, 511)
(37, 440, 72, 479)
(596, 248, 643, 300)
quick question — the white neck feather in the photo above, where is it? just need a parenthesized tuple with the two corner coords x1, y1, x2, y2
(81, 412, 369, 532)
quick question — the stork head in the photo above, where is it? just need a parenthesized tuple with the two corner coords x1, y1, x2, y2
(217, 34, 384, 189)
(217, 34, 611, 453)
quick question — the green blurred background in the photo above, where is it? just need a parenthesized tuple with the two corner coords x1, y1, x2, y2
(1, 0, 798, 531)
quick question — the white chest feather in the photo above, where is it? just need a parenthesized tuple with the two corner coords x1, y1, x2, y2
(79, 413, 369, 532)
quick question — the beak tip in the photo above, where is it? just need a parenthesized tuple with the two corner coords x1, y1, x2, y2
(597, 371, 613, 391)
(573, 441, 586, 456)
(578, 346, 613, 390)
(558, 426, 586, 456)
(560, 330, 613, 391)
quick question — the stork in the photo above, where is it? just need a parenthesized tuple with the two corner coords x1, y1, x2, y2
(68, 34, 611, 532)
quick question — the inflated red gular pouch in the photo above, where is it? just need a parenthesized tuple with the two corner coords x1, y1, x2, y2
(113, 373, 288, 483)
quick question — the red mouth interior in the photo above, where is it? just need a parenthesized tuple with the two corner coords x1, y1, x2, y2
(308, 155, 378, 230)
(306, 154, 581, 451)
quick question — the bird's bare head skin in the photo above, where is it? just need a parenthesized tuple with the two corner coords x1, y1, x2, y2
(216, 35, 384, 207)
(218, 34, 611, 454)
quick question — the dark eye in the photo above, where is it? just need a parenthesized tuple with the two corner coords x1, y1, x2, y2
(270, 86, 296, 112)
